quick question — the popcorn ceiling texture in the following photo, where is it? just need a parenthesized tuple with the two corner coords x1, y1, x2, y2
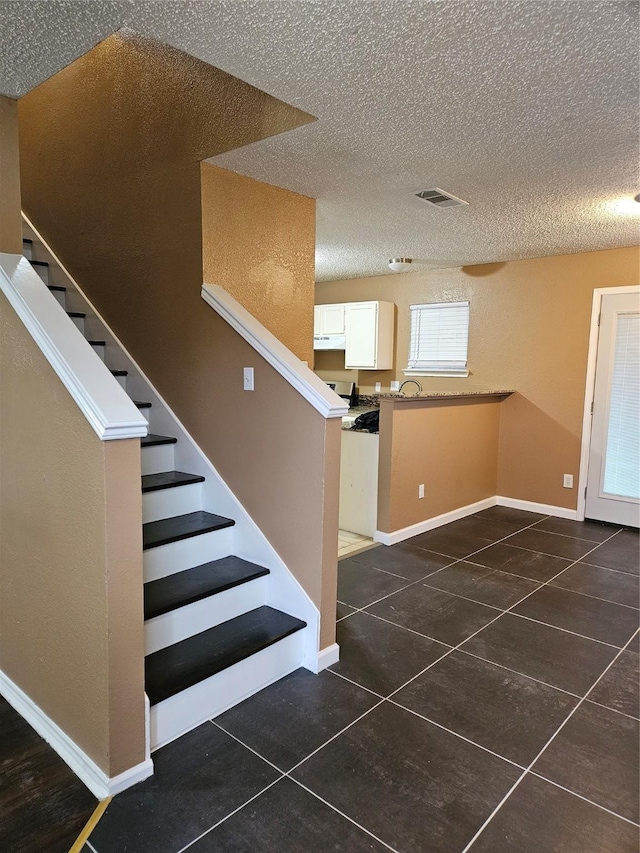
(1, 0, 638, 281)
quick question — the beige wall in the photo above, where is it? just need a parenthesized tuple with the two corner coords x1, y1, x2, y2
(317, 247, 640, 509)
(201, 163, 315, 362)
(0, 95, 22, 253)
(18, 31, 338, 646)
(378, 397, 501, 533)
(0, 292, 145, 777)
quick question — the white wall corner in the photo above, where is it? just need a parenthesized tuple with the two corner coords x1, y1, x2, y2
(0, 670, 152, 799)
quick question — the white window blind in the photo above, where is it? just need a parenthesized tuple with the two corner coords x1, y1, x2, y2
(603, 312, 640, 499)
(406, 301, 469, 373)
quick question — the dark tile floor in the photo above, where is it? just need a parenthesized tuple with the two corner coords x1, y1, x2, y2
(0, 696, 96, 853)
(86, 508, 639, 853)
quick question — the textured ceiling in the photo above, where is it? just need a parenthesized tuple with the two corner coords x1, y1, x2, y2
(1, 0, 639, 281)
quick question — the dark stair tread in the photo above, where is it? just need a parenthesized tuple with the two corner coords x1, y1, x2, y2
(145, 606, 306, 705)
(88, 340, 106, 346)
(111, 369, 128, 376)
(141, 433, 177, 447)
(143, 511, 235, 550)
(143, 557, 270, 620)
(23, 238, 33, 245)
(134, 400, 152, 409)
(67, 311, 86, 318)
(142, 470, 205, 493)
(48, 285, 66, 292)
(30, 259, 48, 267)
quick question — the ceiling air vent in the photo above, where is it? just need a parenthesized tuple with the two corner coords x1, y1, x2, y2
(415, 188, 469, 209)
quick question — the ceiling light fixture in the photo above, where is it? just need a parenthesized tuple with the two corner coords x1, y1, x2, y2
(607, 196, 640, 216)
(388, 258, 414, 272)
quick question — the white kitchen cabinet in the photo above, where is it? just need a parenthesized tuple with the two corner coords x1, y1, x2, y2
(344, 301, 395, 369)
(314, 303, 345, 335)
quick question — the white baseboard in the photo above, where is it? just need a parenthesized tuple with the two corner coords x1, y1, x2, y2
(374, 497, 498, 545)
(0, 670, 153, 799)
(496, 496, 578, 520)
(312, 643, 340, 673)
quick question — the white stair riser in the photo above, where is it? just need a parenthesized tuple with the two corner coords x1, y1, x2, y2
(141, 443, 176, 476)
(70, 315, 85, 334)
(32, 264, 49, 284)
(114, 374, 127, 390)
(22, 244, 33, 261)
(137, 407, 151, 425)
(50, 290, 66, 309)
(90, 344, 105, 361)
(142, 482, 203, 524)
(144, 526, 234, 582)
(150, 630, 305, 750)
(145, 577, 266, 655)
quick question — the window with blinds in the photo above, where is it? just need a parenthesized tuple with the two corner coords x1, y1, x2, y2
(406, 301, 470, 375)
(603, 312, 640, 499)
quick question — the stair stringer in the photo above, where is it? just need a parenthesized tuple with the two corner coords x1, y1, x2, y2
(22, 214, 322, 672)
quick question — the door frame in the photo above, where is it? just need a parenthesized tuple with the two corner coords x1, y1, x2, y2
(577, 284, 640, 521)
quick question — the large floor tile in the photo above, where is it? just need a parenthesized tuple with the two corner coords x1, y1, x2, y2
(291, 702, 520, 853)
(504, 528, 596, 560)
(393, 651, 578, 766)
(330, 610, 450, 696)
(350, 541, 453, 580)
(406, 527, 495, 559)
(588, 651, 640, 719)
(215, 669, 378, 771)
(512, 585, 639, 647)
(550, 562, 640, 608)
(424, 561, 540, 609)
(474, 506, 547, 528)
(89, 723, 279, 853)
(533, 701, 639, 822)
(337, 559, 410, 608)
(628, 632, 640, 653)
(189, 777, 388, 852)
(532, 517, 620, 543)
(581, 529, 640, 576)
(468, 773, 639, 853)
(462, 613, 618, 695)
(367, 584, 499, 646)
(432, 515, 523, 542)
(469, 541, 572, 581)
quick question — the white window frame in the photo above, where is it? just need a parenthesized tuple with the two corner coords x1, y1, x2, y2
(404, 300, 470, 377)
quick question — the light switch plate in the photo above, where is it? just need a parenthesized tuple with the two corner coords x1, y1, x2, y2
(375, 382, 381, 393)
(243, 367, 254, 391)
(390, 380, 400, 392)
(563, 473, 574, 488)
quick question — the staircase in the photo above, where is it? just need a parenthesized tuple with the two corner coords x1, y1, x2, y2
(21, 237, 308, 750)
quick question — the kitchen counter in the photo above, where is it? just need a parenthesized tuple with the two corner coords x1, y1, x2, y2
(378, 390, 514, 402)
(342, 405, 379, 432)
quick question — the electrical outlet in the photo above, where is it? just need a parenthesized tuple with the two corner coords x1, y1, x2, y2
(375, 382, 381, 393)
(563, 473, 574, 489)
(418, 483, 425, 499)
(390, 380, 400, 392)
(243, 367, 254, 391)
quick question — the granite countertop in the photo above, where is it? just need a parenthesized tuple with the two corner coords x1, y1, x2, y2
(377, 390, 514, 402)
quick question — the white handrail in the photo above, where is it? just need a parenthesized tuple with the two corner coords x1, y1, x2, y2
(0, 253, 147, 440)
(201, 283, 348, 419)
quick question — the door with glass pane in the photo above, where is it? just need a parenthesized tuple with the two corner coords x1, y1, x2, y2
(585, 291, 640, 526)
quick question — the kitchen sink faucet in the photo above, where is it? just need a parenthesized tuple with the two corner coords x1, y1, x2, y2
(399, 379, 423, 395)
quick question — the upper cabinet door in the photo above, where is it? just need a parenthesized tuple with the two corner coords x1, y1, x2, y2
(318, 303, 346, 335)
(345, 302, 378, 368)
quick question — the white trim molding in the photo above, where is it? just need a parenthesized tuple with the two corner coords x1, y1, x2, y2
(576, 285, 640, 522)
(374, 497, 498, 545)
(496, 496, 578, 520)
(0, 670, 153, 799)
(0, 252, 147, 441)
(312, 643, 340, 673)
(201, 283, 348, 419)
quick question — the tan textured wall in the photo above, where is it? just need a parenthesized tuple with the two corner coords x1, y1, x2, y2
(18, 33, 337, 644)
(0, 95, 22, 253)
(316, 247, 640, 509)
(377, 398, 501, 533)
(0, 293, 145, 776)
(201, 163, 315, 363)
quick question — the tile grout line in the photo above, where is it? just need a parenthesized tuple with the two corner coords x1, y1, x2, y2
(535, 581, 640, 611)
(526, 769, 640, 827)
(176, 776, 283, 853)
(326, 667, 387, 700)
(458, 626, 640, 852)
